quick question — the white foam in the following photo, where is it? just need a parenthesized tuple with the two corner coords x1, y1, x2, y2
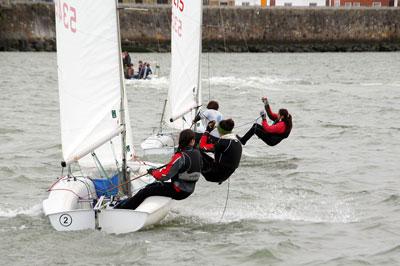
(0, 203, 43, 218)
(205, 76, 292, 87)
(360, 82, 383, 86)
(177, 193, 358, 225)
(241, 150, 258, 157)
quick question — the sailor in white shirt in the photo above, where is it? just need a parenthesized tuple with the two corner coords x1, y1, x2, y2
(193, 100, 223, 142)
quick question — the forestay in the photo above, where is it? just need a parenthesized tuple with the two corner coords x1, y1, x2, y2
(165, 0, 203, 130)
(55, 0, 134, 166)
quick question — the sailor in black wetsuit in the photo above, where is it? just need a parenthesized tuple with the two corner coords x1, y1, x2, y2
(199, 119, 242, 184)
(237, 96, 292, 146)
(115, 129, 201, 210)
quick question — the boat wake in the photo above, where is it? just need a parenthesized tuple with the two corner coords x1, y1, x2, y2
(168, 192, 358, 226)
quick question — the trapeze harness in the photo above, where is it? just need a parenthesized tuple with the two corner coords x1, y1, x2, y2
(199, 133, 242, 184)
(151, 147, 202, 193)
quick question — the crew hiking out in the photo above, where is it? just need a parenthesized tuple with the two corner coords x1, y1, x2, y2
(114, 129, 201, 210)
(237, 96, 292, 146)
(199, 119, 242, 184)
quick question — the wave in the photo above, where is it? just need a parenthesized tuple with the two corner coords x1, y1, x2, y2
(240, 156, 300, 169)
(205, 76, 312, 87)
(172, 192, 358, 225)
(360, 82, 384, 86)
(244, 248, 282, 263)
(0, 128, 24, 134)
(380, 194, 400, 205)
(0, 166, 16, 176)
(125, 75, 321, 89)
(321, 123, 357, 130)
(0, 203, 42, 218)
(371, 244, 400, 257)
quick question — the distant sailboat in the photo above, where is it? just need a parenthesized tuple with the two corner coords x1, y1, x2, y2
(43, 0, 172, 234)
(141, 0, 203, 153)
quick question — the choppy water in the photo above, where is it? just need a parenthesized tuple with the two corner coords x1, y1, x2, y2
(1, 52, 400, 265)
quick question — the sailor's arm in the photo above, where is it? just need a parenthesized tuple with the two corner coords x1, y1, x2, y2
(199, 132, 215, 152)
(192, 109, 204, 124)
(199, 121, 216, 151)
(150, 153, 184, 181)
(262, 97, 278, 121)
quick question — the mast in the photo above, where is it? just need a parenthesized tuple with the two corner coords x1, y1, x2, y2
(194, 2, 203, 131)
(115, 0, 130, 196)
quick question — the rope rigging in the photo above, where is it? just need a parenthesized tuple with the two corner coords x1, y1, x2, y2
(218, 178, 230, 223)
(48, 162, 168, 201)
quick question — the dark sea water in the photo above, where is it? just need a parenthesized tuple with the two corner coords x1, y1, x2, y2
(0, 52, 400, 265)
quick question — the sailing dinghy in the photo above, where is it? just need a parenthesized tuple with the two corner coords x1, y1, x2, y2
(42, 0, 172, 234)
(141, 0, 203, 154)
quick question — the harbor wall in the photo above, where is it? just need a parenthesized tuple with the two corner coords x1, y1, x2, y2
(1, 3, 400, 52)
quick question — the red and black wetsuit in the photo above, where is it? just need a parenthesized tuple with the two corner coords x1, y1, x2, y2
(115, 147, 201, 210)
(199, 132, 242, 184)
(239, 105, 290, 146)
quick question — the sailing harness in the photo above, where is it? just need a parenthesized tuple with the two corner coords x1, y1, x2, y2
(172, 149, 201, 193)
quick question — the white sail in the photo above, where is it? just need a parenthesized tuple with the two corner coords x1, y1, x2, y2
(164, 0, 203, 130)
(55, 0, 134, 166)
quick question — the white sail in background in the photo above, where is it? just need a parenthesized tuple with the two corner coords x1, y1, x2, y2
(165, 0, 203, 130)
(55, 0, 134, 166)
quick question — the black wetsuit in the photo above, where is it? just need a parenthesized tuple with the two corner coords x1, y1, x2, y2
(239, 104, 290, 146)
(238, 123, 287, 146)
(199, 133, 242, 183)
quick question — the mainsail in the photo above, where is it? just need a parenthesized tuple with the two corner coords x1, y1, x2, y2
(164, 0, 203, 130)
(55, 0, 134, 166)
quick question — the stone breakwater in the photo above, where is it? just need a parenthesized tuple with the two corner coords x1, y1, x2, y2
(1, 3, 400, 52)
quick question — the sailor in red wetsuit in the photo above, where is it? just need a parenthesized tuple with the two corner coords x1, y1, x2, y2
(115, 129, 201, 210)
(199, 119, 242, 184)
(237, 97, 292, 146)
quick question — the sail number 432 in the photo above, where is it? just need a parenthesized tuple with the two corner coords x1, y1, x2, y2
(172, 0, 184, 37)
(55, 0, 77, 33)
(173, 0, 184, 12)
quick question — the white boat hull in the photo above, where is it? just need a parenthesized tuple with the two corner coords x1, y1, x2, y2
(46, 196, 172, 234)
(140, 133, 178, 154)
(43, 166, 172, 234)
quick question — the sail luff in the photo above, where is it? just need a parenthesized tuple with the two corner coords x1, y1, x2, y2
(115, 1, 130, 196)
(194, 2, 203, 131)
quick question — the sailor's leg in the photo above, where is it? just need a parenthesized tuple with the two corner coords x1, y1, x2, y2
(202, 164, 234, 184)
(253, 125, 282, 146)
(237, 123, 258, 145)
(200, 151, 214, 173)
(202, 167, 222, 182)
(135, 182, 191, 201)
(115, 182, 170, 210)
